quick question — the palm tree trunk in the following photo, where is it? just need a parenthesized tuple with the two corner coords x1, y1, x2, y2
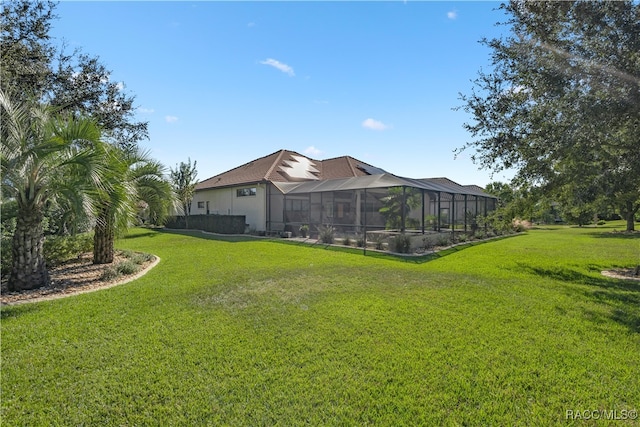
(93, 208, 115, 264)
(9, 208, 49, 291)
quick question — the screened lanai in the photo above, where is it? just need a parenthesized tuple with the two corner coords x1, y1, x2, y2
(266, 173, 497, 237)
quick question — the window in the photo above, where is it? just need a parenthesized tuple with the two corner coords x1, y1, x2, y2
(197, 201, 205, 209)
(236, 187, 257, 197)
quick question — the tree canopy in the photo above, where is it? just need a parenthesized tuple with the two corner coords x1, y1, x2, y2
(170, 159, 198, 229)
(458, 0, 640, 230)
(1, 0, 147, 152)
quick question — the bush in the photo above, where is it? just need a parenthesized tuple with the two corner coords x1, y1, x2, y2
(44, 233, 94, 266)
(299, 225, 309, 238)
(100, 266, 120, 281)
(116, 260, 140, 276)
(393, 234, 412, 253)
(356, 236, 365, 247)
(318, 225, 334, 244)
(342, 235, 352, 246)
(368, 233, 386, 250)
(120, 250, 154, 265)
(435, 234, 451, 247)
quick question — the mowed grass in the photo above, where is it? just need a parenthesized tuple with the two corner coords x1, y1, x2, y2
(1, 223, 639, 426)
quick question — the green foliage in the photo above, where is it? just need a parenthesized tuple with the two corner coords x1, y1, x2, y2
(1, 1, 148, 151)
(379, 187, 421, 230)
(43, 233, 93, 267)
(298, 224, 309, 238)
(368, 233, 386, 250)
(342, 235, 352, 246)
(318, 225, 334, 244)
(169, 158, 198, 226)
(116, 260, 140, 276)
(458, 1, 640, 231)
(392, 233, 412, 253)
(2, 225, 638, 425)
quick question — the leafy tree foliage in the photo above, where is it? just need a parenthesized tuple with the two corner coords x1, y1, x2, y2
(1, 0, 147, 152)
(458, 1, 640, 231)
(170, 159, 198, 229)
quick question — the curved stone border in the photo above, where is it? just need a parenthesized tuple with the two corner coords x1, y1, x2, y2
(1, 256, 161, 306)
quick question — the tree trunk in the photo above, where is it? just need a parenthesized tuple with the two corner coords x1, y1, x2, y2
(9, 208, 48, 291)
(621, 201, 637, 232)
(626, 213, 635, 232)
(93, 209, 115, 264)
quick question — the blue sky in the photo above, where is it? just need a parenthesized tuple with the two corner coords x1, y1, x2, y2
(52, 1, 514, 187)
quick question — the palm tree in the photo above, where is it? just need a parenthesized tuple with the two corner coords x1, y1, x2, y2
(92, 147, 173, 264)
(0, 91, 107, 290)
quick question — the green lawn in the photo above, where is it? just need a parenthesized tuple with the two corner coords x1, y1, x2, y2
(2, 223, 639, 426)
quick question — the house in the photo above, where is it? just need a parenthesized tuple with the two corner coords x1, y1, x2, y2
(191, 149, 496, 236)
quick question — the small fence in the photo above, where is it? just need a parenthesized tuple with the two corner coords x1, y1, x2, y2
(165, 214, 246, 234)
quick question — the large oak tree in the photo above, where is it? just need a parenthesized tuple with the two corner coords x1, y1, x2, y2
(458, 1, 639, 230)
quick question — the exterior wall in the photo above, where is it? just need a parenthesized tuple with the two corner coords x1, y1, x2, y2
(191, 183, 267, 231)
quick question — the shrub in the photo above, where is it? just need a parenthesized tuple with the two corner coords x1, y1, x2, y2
(1, 235, 12, 278)
(368, 233, 386, 250)
(356, 236, 365, 247)
(393, 234, 412, 253)
(342, 236, 352, 246)
(44, 233, 94, 266)
(512, 218, 532, 232)
(318, 225, 334, 244)
(100, 266, 120, 281)
(435, 234, 451, 247)
(120, 250, 154, 265)
(456, 233, 469, 243)
(299, 225, 309, 238)
(116, 260, 140, 276)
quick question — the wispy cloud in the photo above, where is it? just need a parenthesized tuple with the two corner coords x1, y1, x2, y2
(447, 10, 458, 20)
(165, 115, 179, 123)
(362, 118, 390, 131)
(260, 58, 295, 77)
(247, 22, 256, 27)
(138, 107, 155, 114)
(304, 146, 323, 157)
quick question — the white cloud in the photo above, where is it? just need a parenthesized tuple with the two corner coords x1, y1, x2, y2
(138, 107, 155, 114)
(362, 118, 390, 131)
(304, 146, 323, 157)
(260, 58, 295, 77)
(447, 10, 458, 20)
(247, 22, 255, 27)
(165, 115, 179, 123)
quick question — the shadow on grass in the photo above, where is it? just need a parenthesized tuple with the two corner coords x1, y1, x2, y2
(522, 265, 640, 333)
(159, 228, 271, 243)
(1, 301, 41, 319)
(123, 231, 160, 240)
(586, 231, 640, 240)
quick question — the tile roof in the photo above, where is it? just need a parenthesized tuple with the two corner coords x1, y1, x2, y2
(196, 149, 386, 191)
